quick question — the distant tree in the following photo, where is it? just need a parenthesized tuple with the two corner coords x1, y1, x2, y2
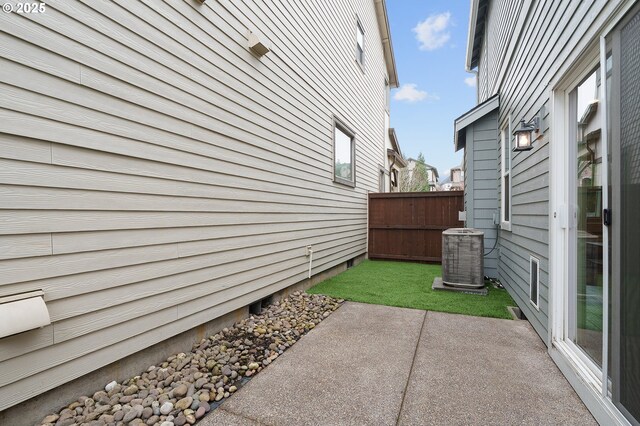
(399, 152, 431, 192)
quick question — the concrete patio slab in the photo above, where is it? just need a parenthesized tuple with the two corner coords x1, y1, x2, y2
(201, 302, 426, 426)
(200, 303, 595, 426)
(201, 408, 263, 426)
(397, 311, 596, 425)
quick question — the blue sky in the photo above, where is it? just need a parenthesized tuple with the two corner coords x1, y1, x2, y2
(387, 0, 476, 180)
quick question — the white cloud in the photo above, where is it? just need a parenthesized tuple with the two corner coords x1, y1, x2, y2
(413, 12, 452, 51)
(393, 84, 439, 103)
(464, 76, 476, 87)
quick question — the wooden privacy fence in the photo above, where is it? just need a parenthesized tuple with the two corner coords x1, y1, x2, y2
(368, 191, 465, 263)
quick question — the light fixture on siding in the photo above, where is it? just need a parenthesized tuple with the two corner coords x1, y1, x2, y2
(513, 111, 542, 152)
(248, 31, 270, 57)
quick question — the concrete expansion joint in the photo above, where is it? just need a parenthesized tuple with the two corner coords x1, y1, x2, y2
(395, 310, 428, 426)
(217, 405, 274, 426)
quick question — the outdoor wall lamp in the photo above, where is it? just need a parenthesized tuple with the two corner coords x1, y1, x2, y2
(513, 114, 540, 152)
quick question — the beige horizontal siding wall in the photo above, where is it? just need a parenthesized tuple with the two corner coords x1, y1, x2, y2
(0, 0, 388, 410)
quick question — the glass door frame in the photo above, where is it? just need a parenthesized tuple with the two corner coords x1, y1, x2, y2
(550, 2, 638, 424)
(556, 50, 607, 384)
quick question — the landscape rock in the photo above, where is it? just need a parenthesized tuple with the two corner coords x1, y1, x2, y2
(36, 292, 342, 426)
(195, 406, 206, 419)
(104, 380, 118, 392)
(123, 384, 139, 396)
(221, 365, 232, 376)
(173, 384, 188, 398)
(175, 397, 193, 410)
(122, 408, 139, 423)
(94, 404, 111, 415)
(160, 402, 173, 415)
(142, 406, 154, 419)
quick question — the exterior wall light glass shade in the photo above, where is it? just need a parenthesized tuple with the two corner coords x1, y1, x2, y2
(514, 127, 533, 151)
(513, 118, 539, 152)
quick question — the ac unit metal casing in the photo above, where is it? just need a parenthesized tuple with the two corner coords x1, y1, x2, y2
(442, 228, 484, 288)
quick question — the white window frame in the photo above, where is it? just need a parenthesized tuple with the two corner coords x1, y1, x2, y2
(500, 114, 512, 230)
(333, 116, 356, 187)
(529, 256, 540, 310)
(356, 18, 365, 69)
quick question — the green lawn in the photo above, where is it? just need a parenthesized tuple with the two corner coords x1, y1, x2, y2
(308, 260, 515, 319)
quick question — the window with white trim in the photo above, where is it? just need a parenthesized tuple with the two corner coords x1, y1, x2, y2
(501, 116, 512, 230)
(333, 118, 356, 187)
(530, 256, 540, 309)
(356, 20, 365, 67)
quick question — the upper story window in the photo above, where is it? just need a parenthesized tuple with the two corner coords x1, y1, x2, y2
(356, 20, 365, 67)
(334, 118, 356, 187)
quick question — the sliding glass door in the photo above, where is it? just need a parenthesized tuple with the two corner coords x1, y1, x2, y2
(563, 5, 640, 424)
(608, 7, 640, 423)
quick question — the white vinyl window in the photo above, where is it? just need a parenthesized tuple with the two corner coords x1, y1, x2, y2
(530, 256, 540, 310)
(501, 115, 512, 230)
(356, 20, 365, 67)
(333, 118, 356, 187)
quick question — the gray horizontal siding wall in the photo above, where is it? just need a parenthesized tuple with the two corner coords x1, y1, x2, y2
(464, 110, 499, 278)
(478, 0, 625, 343)
(0, 0, 389, 410)
(478, 24, 489, 101)
(485, 0, 522, 96)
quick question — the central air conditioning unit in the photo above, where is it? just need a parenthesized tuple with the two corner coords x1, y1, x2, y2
(441, 228, 484, 288)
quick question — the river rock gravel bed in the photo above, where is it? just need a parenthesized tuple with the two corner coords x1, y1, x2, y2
(39, 292, 343, 426)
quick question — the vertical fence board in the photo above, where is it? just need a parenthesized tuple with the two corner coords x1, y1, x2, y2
(368, 191, 464, 263)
